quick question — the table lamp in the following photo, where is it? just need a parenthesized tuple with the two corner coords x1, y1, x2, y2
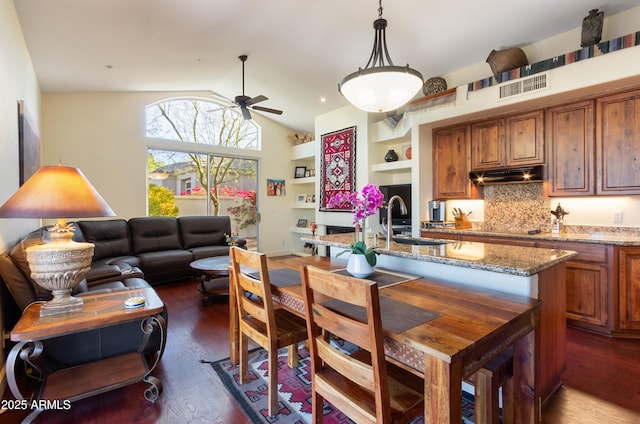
(0, 165, 115, 316)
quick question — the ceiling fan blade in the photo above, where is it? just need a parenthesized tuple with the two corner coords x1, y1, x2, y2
(240, 105, 252, 120)
(252, 105, 283, 115)
(246, 95, 268, 106)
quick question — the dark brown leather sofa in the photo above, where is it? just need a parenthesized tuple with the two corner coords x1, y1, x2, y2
(0, 215, 242, 371)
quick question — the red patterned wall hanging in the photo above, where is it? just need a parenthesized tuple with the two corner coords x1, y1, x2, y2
(320, 126, 356, 211)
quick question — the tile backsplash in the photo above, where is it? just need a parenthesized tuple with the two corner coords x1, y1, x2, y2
(477, 183, 550, 233)
(473, 182, 640, 237)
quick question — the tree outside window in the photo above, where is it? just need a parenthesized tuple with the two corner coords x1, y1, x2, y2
(146, 99, 259, 219)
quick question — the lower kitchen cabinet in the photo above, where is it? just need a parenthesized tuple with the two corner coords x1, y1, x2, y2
(419, 231, 640, 337)
(618, 247, 640, 332)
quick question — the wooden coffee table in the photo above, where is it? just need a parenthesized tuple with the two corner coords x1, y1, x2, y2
(190, 256, 231, 305)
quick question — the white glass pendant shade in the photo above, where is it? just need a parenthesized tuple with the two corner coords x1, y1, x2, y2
(339, 66, 423, 113)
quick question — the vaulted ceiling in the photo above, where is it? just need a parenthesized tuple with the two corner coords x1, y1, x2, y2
(13, 0, 639, 132)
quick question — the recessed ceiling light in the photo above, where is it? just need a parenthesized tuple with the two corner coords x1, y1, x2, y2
(320, 96, 326, 103)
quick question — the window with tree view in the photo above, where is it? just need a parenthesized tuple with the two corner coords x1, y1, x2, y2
(146, 98, 259, 249)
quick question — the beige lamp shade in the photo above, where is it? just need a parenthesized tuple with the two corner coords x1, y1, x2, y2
(0, 165, 115, 219)
(0, 165, 115, 316)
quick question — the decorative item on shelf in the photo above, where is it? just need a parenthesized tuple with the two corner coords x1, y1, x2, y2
(296, 218, 308, 228)
(581, 9, 604, 47)
(294, 166, 306, 178)
(310, 222, 317, 235)
(337, 0, 423, 113)
(288, 132, 315, 145)
(384, 112, 404, 128)
(326, 184, 384, 278)
(384, 149, 399, 162)
(402, 143, 412, 160)
(423, 76, 448, 95)
(550, 203, 569, 235)
(486, 47, 529, 79)
(0, 164, 116, 316)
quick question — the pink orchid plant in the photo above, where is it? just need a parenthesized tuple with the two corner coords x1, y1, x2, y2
(327, 184, 384, 266)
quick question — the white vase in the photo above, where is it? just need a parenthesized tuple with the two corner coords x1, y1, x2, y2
(346, 253, 374, 278)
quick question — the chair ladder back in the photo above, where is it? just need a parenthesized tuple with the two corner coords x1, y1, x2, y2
(301, 265, 391, 423)
(230, 247, 277, 340)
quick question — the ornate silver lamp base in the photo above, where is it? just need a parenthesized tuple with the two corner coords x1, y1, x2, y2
(26, 239, 94, 317)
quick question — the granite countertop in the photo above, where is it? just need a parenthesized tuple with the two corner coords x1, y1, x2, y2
(419, 227, 640, 246)
(301, 233, 577, 277)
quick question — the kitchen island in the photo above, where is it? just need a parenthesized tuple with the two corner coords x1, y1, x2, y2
(301, 232, 578, 406)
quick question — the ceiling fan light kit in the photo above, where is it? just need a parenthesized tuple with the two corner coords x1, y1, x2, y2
(338, 0, 423, 113)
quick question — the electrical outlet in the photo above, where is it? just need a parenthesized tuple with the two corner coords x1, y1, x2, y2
(613, 210, 623, 223)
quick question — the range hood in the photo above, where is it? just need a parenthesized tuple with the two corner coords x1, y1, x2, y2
(469, 165, 543, 185)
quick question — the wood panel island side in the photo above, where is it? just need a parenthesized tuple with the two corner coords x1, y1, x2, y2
(301, 233, 577, 406)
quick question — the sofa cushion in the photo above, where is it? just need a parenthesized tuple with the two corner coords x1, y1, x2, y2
(9, 229, 53, 301)
(136, 250, 194, 284)
(0, 254, 38, 311)
(178, 215, 230, 249)
(129, 217, 182, 255)
(77, 219, 131, 260)
(189, 245, 230, 260)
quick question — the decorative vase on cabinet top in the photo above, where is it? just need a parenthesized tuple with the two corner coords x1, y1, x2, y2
(346, 253, 374, 278)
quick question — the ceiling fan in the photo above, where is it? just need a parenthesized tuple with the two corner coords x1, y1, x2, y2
(231, 55, 283, 120)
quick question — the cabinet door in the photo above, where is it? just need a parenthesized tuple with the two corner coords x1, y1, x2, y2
(433, 125, 477, 199)
(565, 261, 608, 328)
(471, 119, 504, 170)
(546, 100, 595, 196)
(506, 110, 544, 167)
(597, 89, 640, 194)
(618, 247, 640, 330)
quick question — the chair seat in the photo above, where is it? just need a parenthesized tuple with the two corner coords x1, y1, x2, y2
(242, 309, 307, 348)
(316, 365, 424, 423)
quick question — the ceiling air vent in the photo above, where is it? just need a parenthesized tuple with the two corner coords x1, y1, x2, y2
(498, 72, 549, 100)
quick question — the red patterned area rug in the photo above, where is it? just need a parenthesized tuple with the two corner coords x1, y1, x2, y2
(210, 346, 475, 423)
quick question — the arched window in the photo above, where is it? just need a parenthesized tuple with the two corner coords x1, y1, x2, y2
(145, 98, 260, 150)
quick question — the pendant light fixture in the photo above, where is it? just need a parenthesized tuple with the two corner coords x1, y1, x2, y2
(338, 0, 423, 113)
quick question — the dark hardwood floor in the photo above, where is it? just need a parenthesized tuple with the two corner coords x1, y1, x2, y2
(2, 268, 640, 423)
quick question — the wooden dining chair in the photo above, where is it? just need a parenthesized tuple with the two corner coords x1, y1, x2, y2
(300, 265, 424, 424)
(229, 246, 308, 416)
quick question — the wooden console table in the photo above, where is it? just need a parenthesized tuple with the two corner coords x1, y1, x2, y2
(7, 287, 167, 423)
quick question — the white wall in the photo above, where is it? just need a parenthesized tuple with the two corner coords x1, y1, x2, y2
(41, 92, 294, 255)
(0, 0, 42, 401)
(0, 1, 41, 252)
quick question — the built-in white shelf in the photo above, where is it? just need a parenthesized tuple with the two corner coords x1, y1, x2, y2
(291, 141, 317, 160)
(291, 176, 315, 185)
(290, 227, 313, 234)
(372, 115, 411, 144)
(293, 202, 316, 209)
(371, 160, 412, 173)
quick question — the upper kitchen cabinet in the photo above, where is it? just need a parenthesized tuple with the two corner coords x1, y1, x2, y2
(470, 110, 544, 171)
(433, 125, 479, 199)
(506, 110, 545, 167)
(597, 88, 640, 195)
(471, 119, 504, 170)
(546, 100, 595, 196)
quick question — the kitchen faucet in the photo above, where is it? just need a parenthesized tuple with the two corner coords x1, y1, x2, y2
(386, 195, 408, 250)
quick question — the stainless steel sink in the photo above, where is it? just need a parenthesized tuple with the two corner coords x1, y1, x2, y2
(392, 236, 452, 246)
